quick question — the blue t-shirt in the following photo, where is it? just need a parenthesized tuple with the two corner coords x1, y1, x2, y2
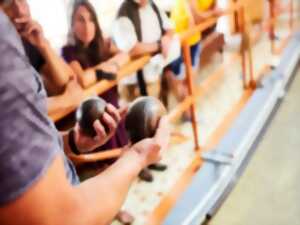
(0, 11, 79, 206)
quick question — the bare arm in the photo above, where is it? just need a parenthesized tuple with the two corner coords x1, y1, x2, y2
(39, 40, 75, 95)
(185, 1, 197, 27)
(130, 42, 160, 58)
(47, 79, 84, 115)
(0, 151, 143, 225)
(15, 17, 74, 95)
(69, 61, 97, 88)
(189, 0, 221, 24)
(68, 53, 130, 89)
(0, 118, 169, 225)
(47, 95, 70, 116)
(130, 29, 174, 59)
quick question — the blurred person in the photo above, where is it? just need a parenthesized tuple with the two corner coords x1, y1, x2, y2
(0, 0, 85, 115)
(62, 1, 129, 157)
(113, 0, 178, 182)
(0, 8, 171, 225)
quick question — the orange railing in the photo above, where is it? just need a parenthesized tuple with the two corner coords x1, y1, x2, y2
(57, 0, 296, 165)
(67, 3, 245, 164)
(50, 55, 151, 122)
(268, 0, 295, 54)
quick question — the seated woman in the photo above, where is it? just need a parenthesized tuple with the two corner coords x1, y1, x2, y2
(62, 1, 129, 158)
(62, 2, 133, 223)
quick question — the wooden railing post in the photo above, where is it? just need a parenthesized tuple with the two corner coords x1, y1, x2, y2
(182, 42, 201, 151)
(233, 0, 239, 33)
(238, 5, 256, 89)
(269, 0, 276, 54)
(289, 0, 294, 33)
(238, 6, 248, 89)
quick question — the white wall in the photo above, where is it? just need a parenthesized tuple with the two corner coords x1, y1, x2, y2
(28, 0, 72, 52)
(27, 0, 122, 50)
(26, 0, 232, 52)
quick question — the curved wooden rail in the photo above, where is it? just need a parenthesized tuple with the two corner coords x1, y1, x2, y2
(66, 3, 245, 165)
(50, 55, 151, 122)
(63, 0, 296, 165)
(68, 149, 122, 165)
(180, 4, 242, 43)
(69, 51, 241, 165)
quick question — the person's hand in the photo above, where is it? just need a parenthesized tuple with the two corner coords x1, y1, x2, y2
(213, 8, 224, 17)
(14, 17, 47, 49)
(130, 116, 171, 168)
(63, 78, 85, 107)
(98, 61, 119, 74)
(74, 104, 127, 153)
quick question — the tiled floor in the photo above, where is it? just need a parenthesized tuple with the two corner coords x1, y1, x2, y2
(209, 68, 300, 225)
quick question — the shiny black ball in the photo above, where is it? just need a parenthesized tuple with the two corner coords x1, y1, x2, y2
(125, 96, 166, 144)
(76, 97, 107, 137)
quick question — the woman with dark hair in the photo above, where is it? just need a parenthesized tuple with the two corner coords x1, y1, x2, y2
(62, 2, 134, 223)
(62, 1, 129, 153)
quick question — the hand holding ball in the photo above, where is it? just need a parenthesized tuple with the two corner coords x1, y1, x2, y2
(76, 97, 107, 137)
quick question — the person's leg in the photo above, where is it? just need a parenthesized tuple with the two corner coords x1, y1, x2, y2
(190, 42, 202, 70)
(147, 80, 161, 99)
(160, 70, 170, 108)
(165, 56, 189, 103)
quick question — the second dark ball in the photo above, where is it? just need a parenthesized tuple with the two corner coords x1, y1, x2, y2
(125, 96, 166, 144)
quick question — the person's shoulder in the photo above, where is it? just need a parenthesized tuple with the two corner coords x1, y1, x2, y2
(0, 11, 18, 40)
(0, 10, 10, 29)
(0, 11, 24, 52)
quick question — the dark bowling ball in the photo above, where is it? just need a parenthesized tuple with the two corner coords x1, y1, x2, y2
(125, 96, 166, 144)
(76, 97, 107, 137)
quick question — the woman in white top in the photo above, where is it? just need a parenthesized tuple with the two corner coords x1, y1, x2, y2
(112, 0, 175, 101)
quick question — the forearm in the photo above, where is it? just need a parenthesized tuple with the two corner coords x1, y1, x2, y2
(195, 10, 219, 23)
(47, 94, 73, 116)
(75, 150, 143, 225)
(0, 153, 143, 225)
(190, 0, 215, 23)
(130, 42, 160, 58)
(39, 40, 73, 88)
(107, 53, 130, 68)
(186, 2, 197, 26)
(78, 69, 97, 88)
(69, 61, 97, 88)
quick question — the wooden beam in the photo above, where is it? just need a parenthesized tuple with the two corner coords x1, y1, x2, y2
(182, 42, 200, 151)
(145, 88, 254, 225)
(49, 55, 151, 122)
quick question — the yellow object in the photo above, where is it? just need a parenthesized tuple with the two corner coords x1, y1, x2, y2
(196, 0, 215, 11)
(171, 0, 201, 46)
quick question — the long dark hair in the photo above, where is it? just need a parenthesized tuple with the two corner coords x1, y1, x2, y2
(70, 1, 111, 67)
